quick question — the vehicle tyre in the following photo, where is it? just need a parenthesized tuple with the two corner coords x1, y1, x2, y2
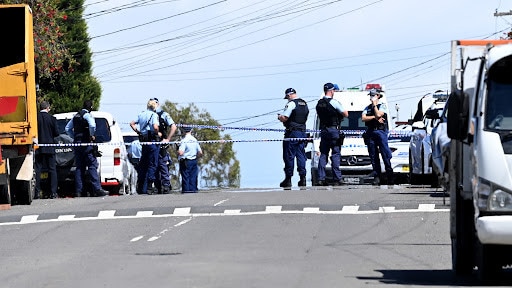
(451, 192, 474, 275)
(477, 243, 502, 283)
(0, 184, 11, 205)
(409, 152, 420, 185)
(11, 179, 33, 205)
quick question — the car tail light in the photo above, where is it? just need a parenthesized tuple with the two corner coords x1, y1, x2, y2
(114, 148, 121, 166)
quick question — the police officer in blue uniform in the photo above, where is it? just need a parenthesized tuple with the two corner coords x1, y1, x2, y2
(362, 88, 393, 185)
(130, 99, 160, 194)
(178, 127, 203, 193)
(315, 83, 349, 186)
(278, 88, 309, 188)
(65, 100, 109, 197)
(151, 98, 177, 194)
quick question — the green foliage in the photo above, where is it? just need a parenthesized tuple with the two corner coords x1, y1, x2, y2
(162, 101, 241, 189)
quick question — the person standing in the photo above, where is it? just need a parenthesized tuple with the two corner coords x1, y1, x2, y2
(315, 83, 349, 186)
(151, 98, 177, 194)
(178, 127, 202, 193)
(277, 88, 309, 188)
(65, 100, 109, 197)
(362, 88, 393, 185)
(130, 99, 160, 194)
(34, 101, 60, 199)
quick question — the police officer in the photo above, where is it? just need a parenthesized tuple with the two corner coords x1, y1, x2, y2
(362, 88, 393, 185)
(65, 100, 109, 197)
(315, 83, 348, 186)
(277, 88, 309, 188)
(178, 127, 203, 193)
(151, 98, 177, 194)
(130, 99, 160, 194)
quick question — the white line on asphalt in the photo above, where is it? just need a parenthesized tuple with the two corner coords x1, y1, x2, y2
(265, 206, 282, 213)
(341, 206, 359, 212)
(98, 210, 116, 218)
(175, 218, 192, 227)
(0, 205, 449, 226)
(173, 207, 191, 216)
(20, 215, 38, 223)
(136, 211, 154, 217)
(131, 236, 144, 242)
(147, 236, 159, 242)
(214, 199, 229, 206)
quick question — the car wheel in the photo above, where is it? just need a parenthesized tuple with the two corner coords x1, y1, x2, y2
(409, 151, 420, 185)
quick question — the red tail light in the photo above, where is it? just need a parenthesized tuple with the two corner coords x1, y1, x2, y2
(114, 148, 121, 166)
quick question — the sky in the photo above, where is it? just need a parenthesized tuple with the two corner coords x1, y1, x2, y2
(82, 0, 510, 188)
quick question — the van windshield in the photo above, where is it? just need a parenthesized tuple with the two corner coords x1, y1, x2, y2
(486, 56, 512, 131)
(57, 117, 112, 143)
(340, 111, 367, 131)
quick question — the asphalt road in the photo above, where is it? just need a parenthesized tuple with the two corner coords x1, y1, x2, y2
(0, 184, 510, 288)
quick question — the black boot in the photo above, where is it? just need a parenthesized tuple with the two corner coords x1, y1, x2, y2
(279, 176, 292, 188)
(298, 175, 306, 187)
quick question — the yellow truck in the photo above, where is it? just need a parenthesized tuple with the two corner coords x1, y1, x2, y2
(0, 4, 38, 205)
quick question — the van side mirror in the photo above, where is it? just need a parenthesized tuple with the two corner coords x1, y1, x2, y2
(306, 151, 312, 160)
(424, 109, 439, 119)
(446, 90, 469, 140)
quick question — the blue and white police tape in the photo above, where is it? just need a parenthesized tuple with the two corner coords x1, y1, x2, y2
(35, 137, 315, 147)
(122, 122, 413, 137)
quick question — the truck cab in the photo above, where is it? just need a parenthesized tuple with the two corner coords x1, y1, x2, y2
(448, 40, 512, 282)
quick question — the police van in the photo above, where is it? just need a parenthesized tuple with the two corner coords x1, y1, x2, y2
(307, 84, 409, 185)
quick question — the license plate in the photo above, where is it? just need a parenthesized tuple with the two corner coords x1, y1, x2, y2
(402, 166, 409, 172)
(344, 177, 360, 184)
(41, 172, 48, 179)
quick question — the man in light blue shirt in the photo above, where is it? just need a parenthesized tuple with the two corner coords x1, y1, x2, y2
(130, 99, 160, 194)
(178, 127, 202, 193)
(151, 97, 177, 194)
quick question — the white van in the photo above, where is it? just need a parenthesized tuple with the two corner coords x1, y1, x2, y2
(54, 111, 135, 195)
(308, 84, 408, 184)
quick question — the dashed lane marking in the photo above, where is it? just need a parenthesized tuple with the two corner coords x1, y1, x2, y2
(0, 205, 449, 226)
(214, 199, 229, 206)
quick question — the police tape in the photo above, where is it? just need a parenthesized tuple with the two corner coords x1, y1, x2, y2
(35, 137, 316, 147)
(122, 123, 413, 137)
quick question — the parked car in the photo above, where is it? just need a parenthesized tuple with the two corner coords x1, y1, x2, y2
(431, 100, 450, 189)
(409, 92, 448, 186)
(387, 124, 412, 184)
(54, 111, 135, 195)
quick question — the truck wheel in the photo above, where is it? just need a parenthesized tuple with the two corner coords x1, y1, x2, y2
(477, 243, 502, 283)
(451, 194, 474, 275)
(11, 180, 34, 205)
(0, 184, 11, 205)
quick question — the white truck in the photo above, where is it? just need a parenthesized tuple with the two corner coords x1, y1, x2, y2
(308, 84, 409, 185)
(447, 39, 512, 282)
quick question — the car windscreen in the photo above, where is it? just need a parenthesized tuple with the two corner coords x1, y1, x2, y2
(486, 55, 512, 131)
(56, 117, 112, 143)
(340, 111, 367, 131)
(123, 135, 139, 144)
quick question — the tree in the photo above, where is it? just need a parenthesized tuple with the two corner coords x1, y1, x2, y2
(162, 101, 241, 189)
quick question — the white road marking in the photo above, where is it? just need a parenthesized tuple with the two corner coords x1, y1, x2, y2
(98, 210, 116, 218)
(341, 205, 359, 213)
(265, 206, 282, 213)
(20, 215, 38, 223)
(136, 211, 153, 217)
(303, 207, 320, 213)
(214, 199, 229, 206)
(174, 218, 192, 227)
(224, 209, 241, 214)
(379, 207, 396, 212)
(418, 204, 436, 211)
(173, 207, 191, 216)
(0, 205, 449, 226)
(131, 236, 144, 242)
(147, 236, 159, 242)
